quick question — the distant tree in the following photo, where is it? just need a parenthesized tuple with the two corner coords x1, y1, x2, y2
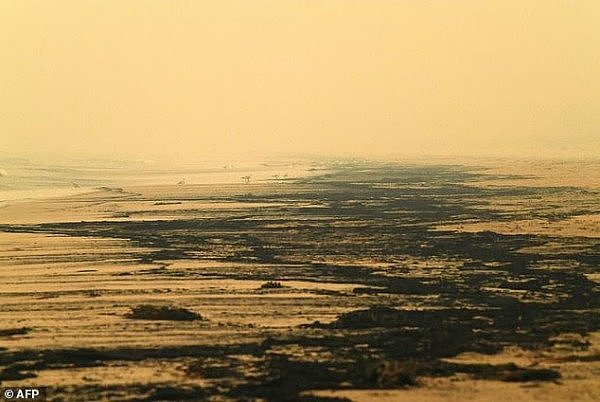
(242, 175, 251, 184)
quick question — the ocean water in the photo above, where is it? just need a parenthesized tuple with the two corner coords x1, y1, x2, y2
(0, 156, 319, 203)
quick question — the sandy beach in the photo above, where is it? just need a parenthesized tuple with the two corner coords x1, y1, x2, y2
(0, 159, 598, 401)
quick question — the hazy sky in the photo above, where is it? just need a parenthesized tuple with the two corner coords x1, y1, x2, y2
(1, 0, 599, 160)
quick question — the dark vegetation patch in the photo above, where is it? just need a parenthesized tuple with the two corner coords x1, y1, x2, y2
(0, 327, 32, 337)
(141, 385, 206, 402)
(125, 305, 202, 321)
(500, 367, 560, 382)
(440, 361, 561, 382)
(182, 358, 241, 379)
(260, 281, 284, 289)
(361, 359, 420, 387)
(0, 363, 38, 381)
(85, 290, 102, 298)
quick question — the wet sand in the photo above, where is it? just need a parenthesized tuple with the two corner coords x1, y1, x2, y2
(0, 160, 598, 401)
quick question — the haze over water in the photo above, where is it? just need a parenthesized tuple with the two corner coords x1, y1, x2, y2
(0, 156, 319, 203)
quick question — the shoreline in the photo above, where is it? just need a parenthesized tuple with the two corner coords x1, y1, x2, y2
(0, 160, 598, 401)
